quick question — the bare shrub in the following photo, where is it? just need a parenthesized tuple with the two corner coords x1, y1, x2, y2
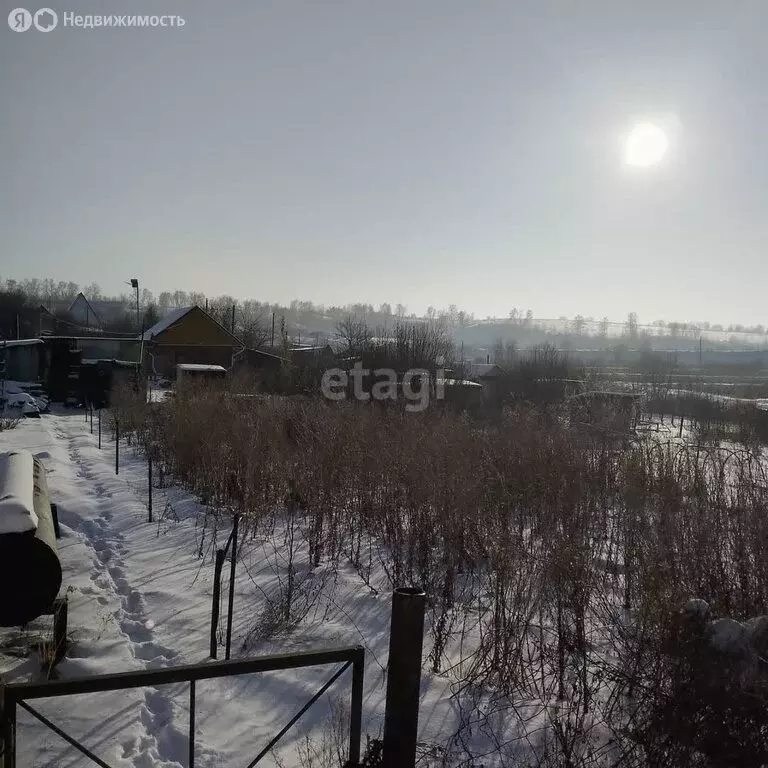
(113, 383, 768, 767)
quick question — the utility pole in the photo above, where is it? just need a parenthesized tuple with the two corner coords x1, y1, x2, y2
(270, 312, 275, 348)
(231, 303, 236, 335)
(15, 314, 20, 340)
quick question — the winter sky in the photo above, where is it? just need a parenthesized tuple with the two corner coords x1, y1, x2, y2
(2, 1, 767, 325)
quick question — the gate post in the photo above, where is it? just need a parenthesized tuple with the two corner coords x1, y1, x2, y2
(1, 692, 16, 768)
(348, 646, 365, 766)
(383, 587, 426, 768)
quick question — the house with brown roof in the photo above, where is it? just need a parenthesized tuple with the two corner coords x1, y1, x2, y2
(140, 306, 244, 377)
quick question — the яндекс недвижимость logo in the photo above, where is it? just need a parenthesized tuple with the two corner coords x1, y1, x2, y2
(8, 8, 184, 30)
(8, 7, 58, 31)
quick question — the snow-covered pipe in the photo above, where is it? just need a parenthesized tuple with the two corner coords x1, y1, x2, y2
(0, 450, 38, 533)
(0, 451, 62, 627)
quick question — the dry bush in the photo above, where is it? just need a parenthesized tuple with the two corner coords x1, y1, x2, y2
(115, 389, 768, 767)
(0, 414, 20, 431)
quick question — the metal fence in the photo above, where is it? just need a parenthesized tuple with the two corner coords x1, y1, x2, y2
(1, 645, 364, 768)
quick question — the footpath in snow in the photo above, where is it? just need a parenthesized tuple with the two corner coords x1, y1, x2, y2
(0, 409, 463, 767)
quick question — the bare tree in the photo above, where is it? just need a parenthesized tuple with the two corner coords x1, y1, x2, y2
(334, 315, 370, 357)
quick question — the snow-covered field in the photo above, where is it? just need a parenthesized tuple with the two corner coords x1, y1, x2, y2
(0, 410, 461, 767)
(4, 401, 766, 767)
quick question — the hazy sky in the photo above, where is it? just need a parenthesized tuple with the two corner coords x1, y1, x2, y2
(2, 1, 767, 325)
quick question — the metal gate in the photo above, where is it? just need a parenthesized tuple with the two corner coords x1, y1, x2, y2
(0, 645, 364, 768)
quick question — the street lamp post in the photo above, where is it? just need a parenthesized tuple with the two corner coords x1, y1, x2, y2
(130, 278, 139, 331)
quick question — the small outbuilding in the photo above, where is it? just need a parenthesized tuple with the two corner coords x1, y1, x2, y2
(0, 339, 46, 382)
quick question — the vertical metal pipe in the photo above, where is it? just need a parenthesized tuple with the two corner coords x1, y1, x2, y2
(225, 514, 240, 660)
(210, 549, 225, 659)
(90, 405, 93, 434)
(383, 587, 426, 768)
(189, 680, 195, 768)
(115, 417, 119, 475)
(53, 597, 68, 664)
(98, 409, 101, 449)
(148, 454, 153, 523)
(348, 647, 365, 765)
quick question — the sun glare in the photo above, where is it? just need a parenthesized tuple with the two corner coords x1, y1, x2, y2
(624, 122, 669, 167)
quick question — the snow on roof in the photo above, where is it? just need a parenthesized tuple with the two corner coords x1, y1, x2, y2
(291, 345, 332, 352)
(140, 307, 193, 341)
(176, 364, 226, 372)
(0, 338, 43, 347)
(437, 378, 483, 388)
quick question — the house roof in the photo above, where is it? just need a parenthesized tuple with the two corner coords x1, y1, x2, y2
(140, 307, 194, 341)
(88, 299, 128, 321)
(437, 378, 483, 388)
(69, 293, 127, 324)
(177, 364, 227, 372)
(0, 339, 44, 348)
(140, 306, 243, 346)
(291, 345, 333, 353)
(39, 300, 73, 315)
(469, 363, 504, 378)
(244, 348, 285, 363)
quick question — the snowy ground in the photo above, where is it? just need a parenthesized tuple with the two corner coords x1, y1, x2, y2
(0, 410, 461, 768)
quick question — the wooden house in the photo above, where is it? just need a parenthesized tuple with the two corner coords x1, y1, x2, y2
(140, 306, 244, 377)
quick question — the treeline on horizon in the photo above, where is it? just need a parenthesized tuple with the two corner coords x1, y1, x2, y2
(0, 275, 766, 354)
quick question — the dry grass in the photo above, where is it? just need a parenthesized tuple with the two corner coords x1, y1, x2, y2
(114, 385, 768, 767)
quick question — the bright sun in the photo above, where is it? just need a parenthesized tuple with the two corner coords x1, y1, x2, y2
(624, 122, 669, 167)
